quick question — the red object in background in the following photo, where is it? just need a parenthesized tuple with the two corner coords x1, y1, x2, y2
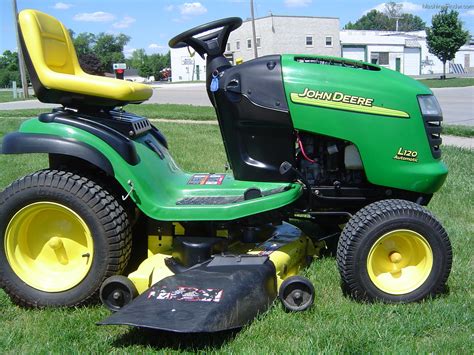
(115, 68, 124, 80)
(160, 68, 171, 81)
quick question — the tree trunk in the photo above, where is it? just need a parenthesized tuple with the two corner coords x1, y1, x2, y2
(441, 60, 446, 80)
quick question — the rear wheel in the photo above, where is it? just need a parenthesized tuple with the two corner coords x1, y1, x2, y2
(0, 170, 132, 307)
(336, 199, 451, 303)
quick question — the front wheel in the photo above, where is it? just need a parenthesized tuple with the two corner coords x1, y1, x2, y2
(336, 199, 452, 303)
(0, 170, 132, 307)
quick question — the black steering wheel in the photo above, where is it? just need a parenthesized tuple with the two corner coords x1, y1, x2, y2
(168, 17, 242, 58)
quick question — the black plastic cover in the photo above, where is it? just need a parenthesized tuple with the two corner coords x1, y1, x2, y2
(39, 110, 141, 165)
(210, 55, 295, 182)
(222, 55, 288, 111)
(1, 132, 114, 175)
(99, 255, 277, 333)
(172, 236, 227, 267)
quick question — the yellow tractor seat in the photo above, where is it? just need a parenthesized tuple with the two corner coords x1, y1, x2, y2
(18, 9, 152, 108)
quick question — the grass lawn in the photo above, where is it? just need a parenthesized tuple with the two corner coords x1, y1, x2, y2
(128, 104, 215, 120)
(444, 124, 474, 138)
(0, 103, 216, 121)
(0, 117, 473, 353)
(419, 77, 474, 88)
(0, 91, 35, 103)
(2, 107, 472, 140)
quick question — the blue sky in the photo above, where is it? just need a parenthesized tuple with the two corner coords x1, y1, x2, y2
(1, 0, 473, 56)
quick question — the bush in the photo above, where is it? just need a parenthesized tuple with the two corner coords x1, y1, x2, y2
(0, 70, 21, 88)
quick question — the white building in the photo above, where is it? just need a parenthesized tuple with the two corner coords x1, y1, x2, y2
(226, 15, 340, 62)
(171, 15, 340, 82)
(171, 18, 474, 81)
(341, 30, 421, 75)
(341, 30, 474, 75)
(170, 48, 206, 82)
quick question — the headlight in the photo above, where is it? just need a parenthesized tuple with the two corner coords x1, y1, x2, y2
(418, 94, 443, 159)
(418, 95, 442, 117)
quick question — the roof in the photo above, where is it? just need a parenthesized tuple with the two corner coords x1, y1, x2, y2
(243, 14, 339, 22)
(341, 30, 426, 46)
(405, 39, 421, 48)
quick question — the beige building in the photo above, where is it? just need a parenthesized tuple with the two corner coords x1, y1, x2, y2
(225, 15, 341, 62)
(170, 15, 340, 82)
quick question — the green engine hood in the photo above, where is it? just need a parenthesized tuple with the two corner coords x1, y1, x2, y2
(281, 54, 447, 194)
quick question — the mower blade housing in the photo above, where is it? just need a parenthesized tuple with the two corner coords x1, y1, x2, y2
(99, 256, 277, 332)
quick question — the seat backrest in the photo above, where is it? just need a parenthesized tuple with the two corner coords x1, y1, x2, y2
(19, 10, 82, 77)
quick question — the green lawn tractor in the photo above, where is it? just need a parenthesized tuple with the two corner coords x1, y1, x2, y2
(0, 10, 452, 333)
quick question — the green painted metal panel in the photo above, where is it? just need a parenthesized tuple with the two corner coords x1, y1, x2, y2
(281, 54, 447, 194)
(18, 118, 302, 221)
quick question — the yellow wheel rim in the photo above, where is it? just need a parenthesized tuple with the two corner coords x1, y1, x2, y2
(367, 229, 433, 295)
(5, 202, 94, 292)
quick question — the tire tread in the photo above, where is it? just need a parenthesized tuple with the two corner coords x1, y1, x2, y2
(336, 199, 452, 302)
(0, 169, 132, 308)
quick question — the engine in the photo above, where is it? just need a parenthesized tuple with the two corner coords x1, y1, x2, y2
(296, 132, 366, 188)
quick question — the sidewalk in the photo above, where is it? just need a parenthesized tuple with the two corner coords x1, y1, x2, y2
(0, 99, 55, 110)
(443, 135, 474, 150)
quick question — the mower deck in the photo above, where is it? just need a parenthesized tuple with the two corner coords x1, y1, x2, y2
(100, 255, 277, 333)
(99, 222, 319, 332)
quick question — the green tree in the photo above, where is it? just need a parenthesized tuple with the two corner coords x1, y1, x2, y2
(70, 31, 130, 73)
(345, 3, 425, 31)
(127, 48, 147, 70)
(426, 8, 469, 79)
(94, 33, 130, 73)
(345, 10, 391, 30)
(73, 32, 96, 57)
(398, 13, 426, 32)
(148, 52, 170, 78)
(126, 50, 171, 79)
(0, 70, 20, 88)
(78, 53, 103, 75)
(139, 60, 153, 78)
(0, 50, 19, 71)
(0, 50, 21, 87)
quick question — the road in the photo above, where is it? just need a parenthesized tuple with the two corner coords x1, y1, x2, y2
(432, 86, 474, 126)
(149, 83, 210, 106)
(0, 83, 472, 126)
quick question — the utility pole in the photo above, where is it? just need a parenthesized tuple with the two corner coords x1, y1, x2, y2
(12, 0, 29, 99)
(395, 17, 400, 31)
(250, 0, 258, 59)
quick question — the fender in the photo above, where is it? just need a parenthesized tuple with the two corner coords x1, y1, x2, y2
(1, 132, 114, 176)
(6, 117, 302, 221)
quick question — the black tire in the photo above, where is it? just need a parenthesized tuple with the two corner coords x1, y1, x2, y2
(336, 199, 452, 303)
(0, 170, 132, 308)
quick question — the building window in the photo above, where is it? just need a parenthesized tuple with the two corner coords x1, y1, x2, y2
(226, 43, 231, 52)
(247, 39, 252, 49)
(306, 35, 313, 47)
(371, 52, 389, 65)
(325, 36, 333, 47)
(236, 41, 240, 50)
(256, 37, 261, 48)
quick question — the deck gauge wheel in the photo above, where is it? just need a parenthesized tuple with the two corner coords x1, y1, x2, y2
(100, 275, 138, 312)
(279, 276, 315, 312)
